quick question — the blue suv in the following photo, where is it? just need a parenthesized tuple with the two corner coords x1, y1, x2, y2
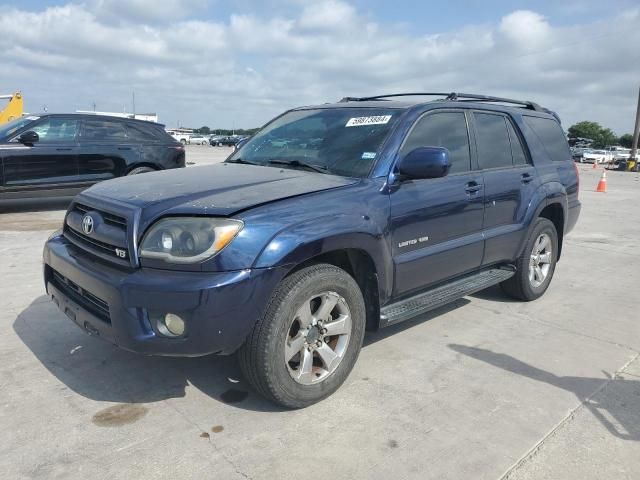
(43, 93, 580, 408)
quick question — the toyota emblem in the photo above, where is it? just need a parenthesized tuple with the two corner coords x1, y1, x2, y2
(82, 214, 94, 235)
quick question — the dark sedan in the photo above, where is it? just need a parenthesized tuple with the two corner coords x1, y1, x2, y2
(210, 135, 245, 147)
(0, 114, 185, 200)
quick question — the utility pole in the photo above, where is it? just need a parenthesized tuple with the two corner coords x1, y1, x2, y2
(630, 86, 640, 166)
(132, 91, 136, 116)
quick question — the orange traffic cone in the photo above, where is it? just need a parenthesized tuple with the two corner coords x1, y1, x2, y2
(596, 171, 607, 192)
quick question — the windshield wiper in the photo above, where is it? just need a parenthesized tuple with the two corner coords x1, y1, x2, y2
(267, 159, 328, 174)
(226, 158, 261, 166)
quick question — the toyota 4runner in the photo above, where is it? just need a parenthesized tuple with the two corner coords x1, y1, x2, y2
(43, 93, 581, 408)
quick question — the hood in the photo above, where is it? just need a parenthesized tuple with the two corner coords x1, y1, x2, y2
(82, 163, 359, 216)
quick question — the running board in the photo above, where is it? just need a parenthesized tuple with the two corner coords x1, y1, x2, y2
(380, 267, 515, 327)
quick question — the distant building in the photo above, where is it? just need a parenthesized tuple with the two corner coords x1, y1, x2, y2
(76, 110, 159, 123)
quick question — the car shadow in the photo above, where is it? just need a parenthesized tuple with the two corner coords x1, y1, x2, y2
(13, 295, 286, 412)
(470, 284, 521, 304)
(449, 344, 640, 441)
(16, 294, 474, 412)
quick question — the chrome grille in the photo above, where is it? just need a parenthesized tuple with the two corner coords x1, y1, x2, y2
(63, 202, 131, 266)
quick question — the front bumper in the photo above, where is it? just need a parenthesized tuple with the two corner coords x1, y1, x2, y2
(43, 234, 286, 356)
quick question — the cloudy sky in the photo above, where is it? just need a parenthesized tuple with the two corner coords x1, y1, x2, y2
(2, 0, 639, 133)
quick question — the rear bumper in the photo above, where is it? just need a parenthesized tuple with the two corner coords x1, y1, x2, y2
(43, 234, 286, 356)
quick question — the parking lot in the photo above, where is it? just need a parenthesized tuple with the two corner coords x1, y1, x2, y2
(1, 150, 639, 479)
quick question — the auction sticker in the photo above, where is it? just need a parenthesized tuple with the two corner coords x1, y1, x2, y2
(346, 115, 392, 127)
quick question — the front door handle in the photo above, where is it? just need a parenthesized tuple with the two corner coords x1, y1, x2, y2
(56, 148, 73, 151)
(118, 147, 132, 151)
(521, 173, 533, 184)
(465, 182, 483, 194)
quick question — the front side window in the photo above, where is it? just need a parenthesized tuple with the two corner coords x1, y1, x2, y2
(401, 112, 471, 174)
(83, 120, 127, 141)
(30, 118, 79, 143)
(474, 112, 513, 169)
(0, 116, 39, 140)
(228, 108, 401, 178)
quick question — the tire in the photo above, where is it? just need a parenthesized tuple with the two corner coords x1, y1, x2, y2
(180, 139, 187, 145)
(501, 218, 558, 301)
(127, 166, 155, 175)
(238, 263, 366, 409)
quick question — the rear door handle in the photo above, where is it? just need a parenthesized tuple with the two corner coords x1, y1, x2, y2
(118, 147, 132, 151)
(465, 182, 483, 194)
(56, 148, 72, 151)
(521, 173, 533, 184)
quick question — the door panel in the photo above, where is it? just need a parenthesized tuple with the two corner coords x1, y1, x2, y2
(389, 110, 485, 297)
(391, 173, 485, 295)
(1, 117, 79, 189)
(78, 120, 140, 181)
(481, 165, 538, 264)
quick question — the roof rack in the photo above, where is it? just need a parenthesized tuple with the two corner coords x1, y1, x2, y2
(339, 92, 544, 112)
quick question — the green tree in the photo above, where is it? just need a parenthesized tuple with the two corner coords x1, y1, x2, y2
(619, 133, 633, 148)
(195, 126, 211, 134)
(567, 121, 618, 148)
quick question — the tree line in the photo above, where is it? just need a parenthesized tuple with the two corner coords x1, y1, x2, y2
(568, 121, 634, 149)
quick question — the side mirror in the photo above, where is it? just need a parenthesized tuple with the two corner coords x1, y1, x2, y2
(398, 146, 451, 179)
(18, 131, 39, 145)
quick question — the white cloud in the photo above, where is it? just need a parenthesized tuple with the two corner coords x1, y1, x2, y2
(0, 1, 638, 133)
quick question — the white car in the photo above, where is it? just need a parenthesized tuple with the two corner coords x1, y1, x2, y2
(582, 150, 613, 164)
(188, 134, 209, 145)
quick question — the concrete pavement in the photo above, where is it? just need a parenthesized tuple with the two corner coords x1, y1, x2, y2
(1, 155, 639, 479)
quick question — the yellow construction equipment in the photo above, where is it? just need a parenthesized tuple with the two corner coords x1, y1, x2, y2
(0, 92, 24, 125)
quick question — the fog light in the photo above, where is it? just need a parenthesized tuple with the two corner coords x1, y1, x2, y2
(164, 313, 185, 336)
(154, 312, 186, 337)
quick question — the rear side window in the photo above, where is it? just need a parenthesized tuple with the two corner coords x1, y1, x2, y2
(83, 120, 127, 141)
(126, 123, 160, 142)
(523, 116, 570, 162)
(402, 112, 471, 174)
(474, 112, 513, 169)
(506, 120, 528, 165)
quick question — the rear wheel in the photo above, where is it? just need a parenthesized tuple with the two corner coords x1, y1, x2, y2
(501, 218, 558, 301)
(238, 264, 366, 408)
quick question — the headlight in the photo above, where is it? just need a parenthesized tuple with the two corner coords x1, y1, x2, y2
(139, 217, 243, 264)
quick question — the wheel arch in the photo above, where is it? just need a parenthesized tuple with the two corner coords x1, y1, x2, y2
(286, 248, 382, 331)
(126, 163, 160, 174)
(538, 202, 565, 260)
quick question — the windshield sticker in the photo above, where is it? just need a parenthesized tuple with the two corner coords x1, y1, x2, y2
(346, 115, 392, 127)
(361, 152, 377, 159)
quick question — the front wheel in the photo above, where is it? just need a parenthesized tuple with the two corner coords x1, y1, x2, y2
(501, 218, 558, 301)
(238, 264, 366, 408)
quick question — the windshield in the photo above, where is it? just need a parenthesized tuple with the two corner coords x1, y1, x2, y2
(0, 116, 38, 140)
(228, 108, 401, 177)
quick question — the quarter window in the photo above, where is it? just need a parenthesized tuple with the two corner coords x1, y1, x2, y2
(474, 113, 513, 169)
(402, 112, 471, 174)
(523, 116, 570, 162)
(30, 118, 78, 143)
(83, 120, 128, 141)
